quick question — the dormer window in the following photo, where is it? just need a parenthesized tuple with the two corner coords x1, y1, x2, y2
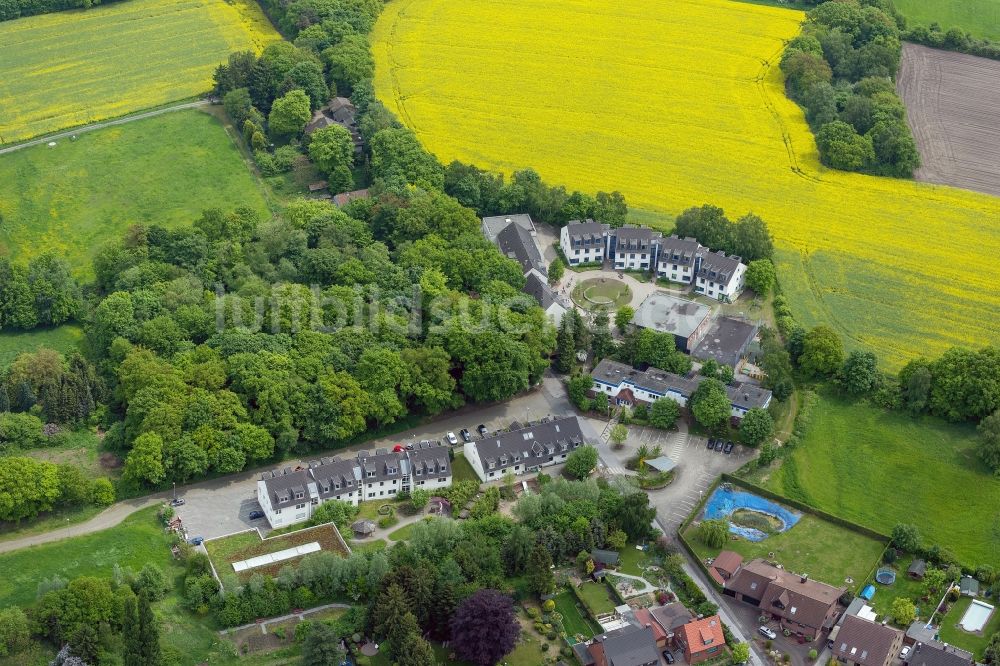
(367, 471, 375, 478)
(295, 492, 303, 500)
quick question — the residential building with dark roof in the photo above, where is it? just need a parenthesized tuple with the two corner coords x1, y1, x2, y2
(256, 442, 451, 528)
(696, 250, 747, 302)
(560, 219, 610, 266)
(676, 615, 726, 664)
(305, 97, 363, 154)
(656, 235, 703, 285)
(905, 641, 974, 666)
(832, 615, 903, 666)
(650, 602, 695, 645)
(462, 415, 592, 482)
(495, 220, 546, 274)
(481, 213, 536, 244)
(587, 623, 660, 666)
(590, 359, 772, 422)
(610, 226, 662, 271)
(630, 607, 668, 647)
(724, 559, 845, 637)
(524, 269, 567, 324)
(708, 550, 744, 586)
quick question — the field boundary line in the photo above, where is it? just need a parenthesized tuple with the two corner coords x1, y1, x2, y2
(0, 100, 210, 155)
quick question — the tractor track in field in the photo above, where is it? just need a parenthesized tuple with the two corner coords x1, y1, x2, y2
(0, 100, 210, 155)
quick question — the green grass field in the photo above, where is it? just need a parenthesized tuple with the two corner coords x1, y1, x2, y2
(893, 0, 1000, 41)
(0, 0, 279, 143)
(0, 324, 82, 367)
(0, 506, 171, 608)
(576, 581, 617, 616)
(685, 512, 885, 588)
(859, 556, 927, 620)
(764, 392, 999, 567)
(451, 452, 481, 483)
(552, 588, 601, 638)
(0, 109, 268, 276)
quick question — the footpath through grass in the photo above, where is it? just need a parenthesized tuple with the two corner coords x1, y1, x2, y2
(0, 0, 279, 143)
(0, 110, 268, 276)
(0, 506, 172, 608)
(764, 392, 998, 567)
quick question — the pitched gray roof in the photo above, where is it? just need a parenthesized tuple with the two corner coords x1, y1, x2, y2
(482, 213, 535, 243)
(406, 441, 450, 479)
(471, 416, 587, 474)
(907, 642, 974, 666)
(614, 225, 661, 251)
(524, 269, 558, 309)
(496, 221, 544, 274)
(650, 602, 694, 633)
(597, 624, 660, 666)
(565, 219, 610, 246)
(658, 235, 702, 267)
(697, 250, 744, 285)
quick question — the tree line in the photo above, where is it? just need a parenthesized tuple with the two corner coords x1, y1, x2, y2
(0, 0, 123, 22)
(781, 0, 920, 178)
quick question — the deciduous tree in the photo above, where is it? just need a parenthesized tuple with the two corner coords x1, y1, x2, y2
(450, 590, 520, 666)
(268, 89, 311, 138)
(690, 378, 731, 429)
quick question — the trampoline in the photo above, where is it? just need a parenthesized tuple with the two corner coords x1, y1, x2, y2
(860, 584, 876, 600)
(875, 569, 897, 585)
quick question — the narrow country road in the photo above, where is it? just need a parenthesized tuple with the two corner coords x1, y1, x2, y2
(0, 100, 210, 155)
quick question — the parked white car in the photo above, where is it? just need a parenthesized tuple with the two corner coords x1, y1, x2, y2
(446, 431, 459, 445)
(758, 626, 777, 640)
(900, 646, 911, 660)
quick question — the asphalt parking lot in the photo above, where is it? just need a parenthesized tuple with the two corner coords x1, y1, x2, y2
(171, 478, 267, 541)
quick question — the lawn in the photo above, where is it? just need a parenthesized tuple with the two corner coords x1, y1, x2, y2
(451, 451, 481, 483)
(372, 0, 1000, 370)
(0, 109, 269, 276)
(388, 518, 435, 541)
(205, 523, 348, 589)
(577, 580, 618, 616)
(552, 588, 601, 638)
(0, 506, 173, 608)
(763, 392, 999, 567)
(685, 512, 885, 588)
(938, 596, 1000, 659)
(572, 278, 633, 311)
(0, 324, 83, 368)
(892, 0, 1000, 41)
(358, 636, 548, 666)
(860, 557, 928, 621)
(617, 544, 655, 577)
(0, 0, 279, 143)
(26, 428, 116, 482)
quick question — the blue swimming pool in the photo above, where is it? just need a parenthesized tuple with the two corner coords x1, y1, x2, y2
(702, 486, 802, 542)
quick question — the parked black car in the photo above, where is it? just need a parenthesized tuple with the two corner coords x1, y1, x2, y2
(188, 536, 204, 546)
(723, 441, 734, 454)
(460, 428, 472, 443)
(249, 510, 265, 520)
(663, 649, 675, 664)
(714, 439, 725, 451)
(477, 424, 488, 438)
(707, 438, 716, 450)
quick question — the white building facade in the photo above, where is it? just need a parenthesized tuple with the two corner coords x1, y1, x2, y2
(257, 443, 452, 529)
(560, 220, 610, 266)
(463, 416, 589, 482)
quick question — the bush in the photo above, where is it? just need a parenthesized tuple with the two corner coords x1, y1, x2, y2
(542, 599, 555, 612)
(809, 649, 818, 660)
(377, 515, 395, 529)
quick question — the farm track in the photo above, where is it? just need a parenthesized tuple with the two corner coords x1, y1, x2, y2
(0, 100, 209, 155)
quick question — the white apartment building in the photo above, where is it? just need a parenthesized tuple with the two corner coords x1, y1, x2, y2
(695, 250, 747, 302)
(560, 220, 610, 266)
(257, 443, 452, 529)
(611, 226, 661, 271)
(463, 416, 589, 482)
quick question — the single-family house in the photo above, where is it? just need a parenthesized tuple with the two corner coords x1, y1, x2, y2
(481, 213, 536, 244)
(630, 608, 668, 647)
(832, 615, 904, 666)
(676, 615, 726, 665)
(590, 359, 772, 423)
(524, 269, 567, 324)
(905, 642, 974, 666)
(560, 219, 610, 266)
(332, 188, 369, 207)
(724, 559, 844, 638)
(650, 602, 694, 646)
(587, 624, 660, 666)
(462, 415, 591, 482)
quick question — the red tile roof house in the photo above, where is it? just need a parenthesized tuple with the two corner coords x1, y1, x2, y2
(676, 615, 727, 664)
(724, 559, 845, 640)
(708, 550, 744, 586)
(832, 615, 904, 666)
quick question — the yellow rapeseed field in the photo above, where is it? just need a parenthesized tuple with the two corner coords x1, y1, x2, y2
(372, 0, 1000, 369)
(0, 0, 280, 143)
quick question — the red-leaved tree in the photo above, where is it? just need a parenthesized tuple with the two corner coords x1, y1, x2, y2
(449, 589, 520, 666)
